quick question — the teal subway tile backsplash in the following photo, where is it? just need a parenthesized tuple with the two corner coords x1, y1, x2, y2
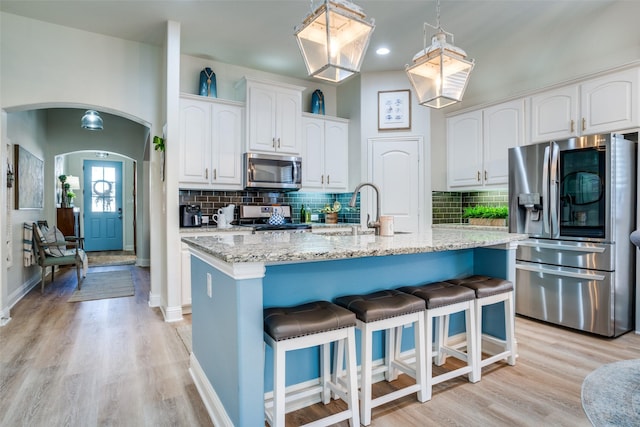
(178, 189, 360, 224)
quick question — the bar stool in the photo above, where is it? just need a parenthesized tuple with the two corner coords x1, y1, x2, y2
(334, 289, 427, 426)
(398, 281, 479, 400)
(263, 301, 360, 427)
(445, 275, 516, 379)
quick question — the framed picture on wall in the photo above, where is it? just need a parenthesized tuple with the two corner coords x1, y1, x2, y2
(378, 89, 411, 130)
(14, 145, 44, 210)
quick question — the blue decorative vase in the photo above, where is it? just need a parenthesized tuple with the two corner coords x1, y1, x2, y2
(199, 67, 217, 97)
(311, 89, 325, 114)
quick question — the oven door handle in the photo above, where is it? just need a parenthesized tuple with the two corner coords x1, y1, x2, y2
(518, 241, 606, 253)
(516, 263, 606, 281)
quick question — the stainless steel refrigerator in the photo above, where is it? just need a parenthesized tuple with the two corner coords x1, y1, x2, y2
(508, 133, 637, 336)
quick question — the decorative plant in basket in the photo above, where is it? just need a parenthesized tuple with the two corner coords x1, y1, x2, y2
(462, 205, 509, 226)
(319, 201, 341, 224)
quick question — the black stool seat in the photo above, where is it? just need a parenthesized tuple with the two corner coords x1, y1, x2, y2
(398, 281, 475, 308)
(446, 275, 513, 298)
(335, 289, 425, 323)
(264, 301, 356, 341)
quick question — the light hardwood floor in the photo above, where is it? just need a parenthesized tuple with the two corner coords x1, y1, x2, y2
(2, 265, 639, 426)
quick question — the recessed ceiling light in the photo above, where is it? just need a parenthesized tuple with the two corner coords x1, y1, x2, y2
(376, 47, 390, 55)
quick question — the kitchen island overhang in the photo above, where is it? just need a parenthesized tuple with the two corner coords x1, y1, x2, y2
(183, 229, 527, 427)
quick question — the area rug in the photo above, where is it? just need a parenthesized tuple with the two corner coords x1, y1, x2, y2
(176, 325, 192, 354)
(87, 253, 136, 267)
(582, 359, 640, 426)
(68, 270, 134, 302)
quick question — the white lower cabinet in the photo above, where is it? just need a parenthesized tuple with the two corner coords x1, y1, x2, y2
(447, 99, 524, 189)
(301, 114, 349, 192)
(180, 231, 251, 310)
(179, 94, 244, 189)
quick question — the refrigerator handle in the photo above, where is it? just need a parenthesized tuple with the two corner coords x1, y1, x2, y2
(549, 142, 560, 237)
(542, 146, 550, 234)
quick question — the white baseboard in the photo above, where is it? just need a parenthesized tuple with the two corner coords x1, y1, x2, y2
(161, 304, 183, 322)
(0, 307, 11, 326)
(190, 353, 234, 427)
(148, 292, 161, 307)
(136, 257, 150, 267)
(8, 274, 39, 308)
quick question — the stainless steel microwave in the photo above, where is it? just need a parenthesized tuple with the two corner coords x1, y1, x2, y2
(244, 153, 302, 191)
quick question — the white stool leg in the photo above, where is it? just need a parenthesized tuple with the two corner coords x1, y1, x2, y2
(345, 329, 361, 427)
(321, 343, 331, 404)
(414, 314, 428, 402)
(273, 344, 286, 427)
(505, 292, 516, 365)
(467, 303, 480, 383)
(424, 310, 434, 402)
(386, 326, 402, 381)
(435, 314, 449, 366)
(332, 338, 344, 400)
(360, 322, 374, 426)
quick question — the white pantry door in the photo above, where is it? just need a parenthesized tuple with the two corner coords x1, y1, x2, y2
(368, 136, 423, 233)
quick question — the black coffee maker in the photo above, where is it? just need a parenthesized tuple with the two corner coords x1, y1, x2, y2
(180, 204, 202, 227)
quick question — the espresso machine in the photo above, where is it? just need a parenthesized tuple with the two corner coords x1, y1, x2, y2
(180, 204, 202, 228)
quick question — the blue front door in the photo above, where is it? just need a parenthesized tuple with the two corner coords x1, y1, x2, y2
(83, 160, 123, 251)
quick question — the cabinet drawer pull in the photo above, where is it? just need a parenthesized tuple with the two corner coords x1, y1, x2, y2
(213, 169, 217, 180)
(484, 170, 488, 181)
(205, 168, 208, 180)
(327, 175, 330, 185)
(477, 171, 481, 182)
(277, 138, 281, 148)
(272, 137, 276, 148)
(321, 175, 324, 184)
(582, 118, 586, 131)
(570, 119, 574, 133)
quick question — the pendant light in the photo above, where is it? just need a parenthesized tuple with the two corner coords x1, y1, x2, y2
(405, 0, 474, 108)
(81, 110, 103, 131)
(294, 0, 375, 83)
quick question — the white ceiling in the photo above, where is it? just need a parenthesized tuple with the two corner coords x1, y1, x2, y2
(0, 0, 622, 87)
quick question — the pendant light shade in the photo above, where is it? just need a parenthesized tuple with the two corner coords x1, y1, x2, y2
(294, 0, 375, 83)
(81, 110, 103, 131)
(405, 1, 474, 108)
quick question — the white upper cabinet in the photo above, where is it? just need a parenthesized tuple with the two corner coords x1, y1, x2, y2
(447, 110, 483, 188)
(483, 99, 525, 184)
(581, 67, 639, 135)
(179, 94, 243, 189)
(179, 97, 211, 185)
(301, 114, 349, 192)
(236, 77, 304, 155)
(530, 85, 579, 143)
(447, 99, 524, 189)
(530, 67, 639, 143)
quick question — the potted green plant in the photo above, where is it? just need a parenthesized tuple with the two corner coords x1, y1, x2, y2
(462, 205, 509, 227)
(319, 201, 342, 224)
(67, 190, 76, 206)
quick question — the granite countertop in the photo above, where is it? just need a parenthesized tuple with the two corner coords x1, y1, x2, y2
(179, 225, 249, 233)
(179, 222, 363, 234)
(432, 223, 509, 232)
(182, 228, 528, 265)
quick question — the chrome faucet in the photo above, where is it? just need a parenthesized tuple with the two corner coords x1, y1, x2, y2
(349, 182, 381, 235)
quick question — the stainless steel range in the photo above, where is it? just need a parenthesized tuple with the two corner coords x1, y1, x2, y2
(238, 205, 311, 233)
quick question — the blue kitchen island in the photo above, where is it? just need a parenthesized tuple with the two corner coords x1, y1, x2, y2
(182, 228, 527, 426)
